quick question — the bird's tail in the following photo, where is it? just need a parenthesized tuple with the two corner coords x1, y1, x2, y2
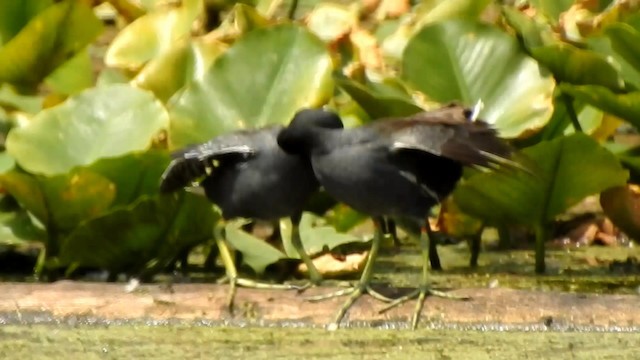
(159, 149, 207, 193)
(445, 119, 533, 175)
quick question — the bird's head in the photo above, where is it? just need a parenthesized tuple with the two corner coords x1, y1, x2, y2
(277, 108, 343, 155)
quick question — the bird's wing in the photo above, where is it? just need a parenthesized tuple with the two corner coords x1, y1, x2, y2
(159, 133, 258, 193)
(377, 107, 513, 168)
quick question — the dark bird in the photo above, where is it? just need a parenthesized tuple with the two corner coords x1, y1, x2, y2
(277, 104, 515, 329)
(159, 125, 323, 309)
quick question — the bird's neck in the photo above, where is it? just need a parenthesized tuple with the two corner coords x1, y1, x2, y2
(305, 128, 343, 156)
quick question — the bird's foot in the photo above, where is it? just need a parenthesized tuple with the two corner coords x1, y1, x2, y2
(217, 275, 302, 313)
(379, 286, 470, 330)
(289, 279, 324, 294)
(305, 282, 393, 330)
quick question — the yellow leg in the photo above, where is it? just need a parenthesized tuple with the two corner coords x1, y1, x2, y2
(214, 221, 300, 314)
(379, 219, 469, 329)
(306, 216, 392, 330)
(289, 213, 323, 289)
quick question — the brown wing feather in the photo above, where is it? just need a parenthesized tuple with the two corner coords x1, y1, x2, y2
(375, 104, 512, 167)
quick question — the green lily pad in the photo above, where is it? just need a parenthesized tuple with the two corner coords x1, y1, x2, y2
(168, 24, 334, 147)
(0, 84, 42, 113)
(87, 150, 171, 207)
(502, 7, 557, 50)
(0, 0, 53, 46)
(0, 0, 103, 91)
(381, 0, 492, 60)
(324, 204, 369, 233)
(280, 212, 366, 259)
(0, 152, 15, 174)
(6, 84, 169, 175)
(530, 44, 624, 90)
(205, 3, 271, 42)
(524, 98, 604, 145)
(611, 144, 640, 183)
(605, 24, 640, 76)
(335, 76, 424, 119)
(105, 0, 203, 70)
(0, 199, 46, 246)
(528, 0, 574, 23)
(587, 35, 640, 90)
(133, 38, 227, 102)
(44, 48, 94, 95)
(0, 168, 115, 234)
(560, 84, 640, 130)
(454, 133, 629, 226)
(402, 19, 555, 138)
(58, 192, 214, 272)
(224, 220, 287, 275)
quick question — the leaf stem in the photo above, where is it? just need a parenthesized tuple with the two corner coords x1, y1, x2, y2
(287, 0, 299, 20)
(534, 223, 547, 274)
(562, 93, 582, 133)
(497, 225, 511, 249)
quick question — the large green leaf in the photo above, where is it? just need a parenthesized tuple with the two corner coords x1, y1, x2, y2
(0, 0, 103, 91)
(454, 133, 629, 226)
(132, 38, 227, 102)
(530, 44, 624, 90)
(502, 7, 556, 50)
(6, 84, 169, 175)
(381, 0, 492, 60)
(605, 24, 640, 76)
(335, 76, 424, 119)
(44, 49, 94, 95)
(168, 24, 333, 147)
(521, 97, 605, 145)
(0, 84, 42, 113)
(0, 207, 45, 246)
(0, 153, 15, 174)
(0, 169, 116, 233)
(402, 20, 555, 138)
(587, 35, 640, 90)
(279, 212, 366, 259)
(0, 0, 53, 46)
(58, 193, 214, 271)
(224, 220, 287, 275)
(0, 195, 46, 246)
(560, 84, 640, 130)
(105, 0, 204, 70)
(87, 150, 171, 207)
(528, 0, 574, 23)
(205, 3, 271, 42)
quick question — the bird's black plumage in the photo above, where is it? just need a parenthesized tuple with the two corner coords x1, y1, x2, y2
(160, 125, 319, 221)
(278, 104, 511, 220)
(278, 104, 514, 329)
(159, 125, 324, 303)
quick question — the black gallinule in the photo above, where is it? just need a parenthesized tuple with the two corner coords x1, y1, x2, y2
(277, 104, 514, 329)
(160, 125, 323, 310)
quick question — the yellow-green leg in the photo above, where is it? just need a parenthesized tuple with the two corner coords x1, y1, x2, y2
(306, 216, 392, 330)
(289, 212, 323, 290)
(214, 221, 300, 313)
(379, 219, 469, 329)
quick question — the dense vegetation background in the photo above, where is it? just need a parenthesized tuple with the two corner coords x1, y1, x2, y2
(0, 0, 639, 282)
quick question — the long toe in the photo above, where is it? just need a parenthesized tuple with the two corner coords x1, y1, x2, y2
(379, 286, 471, 330)
(305, 282, 394, 330)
